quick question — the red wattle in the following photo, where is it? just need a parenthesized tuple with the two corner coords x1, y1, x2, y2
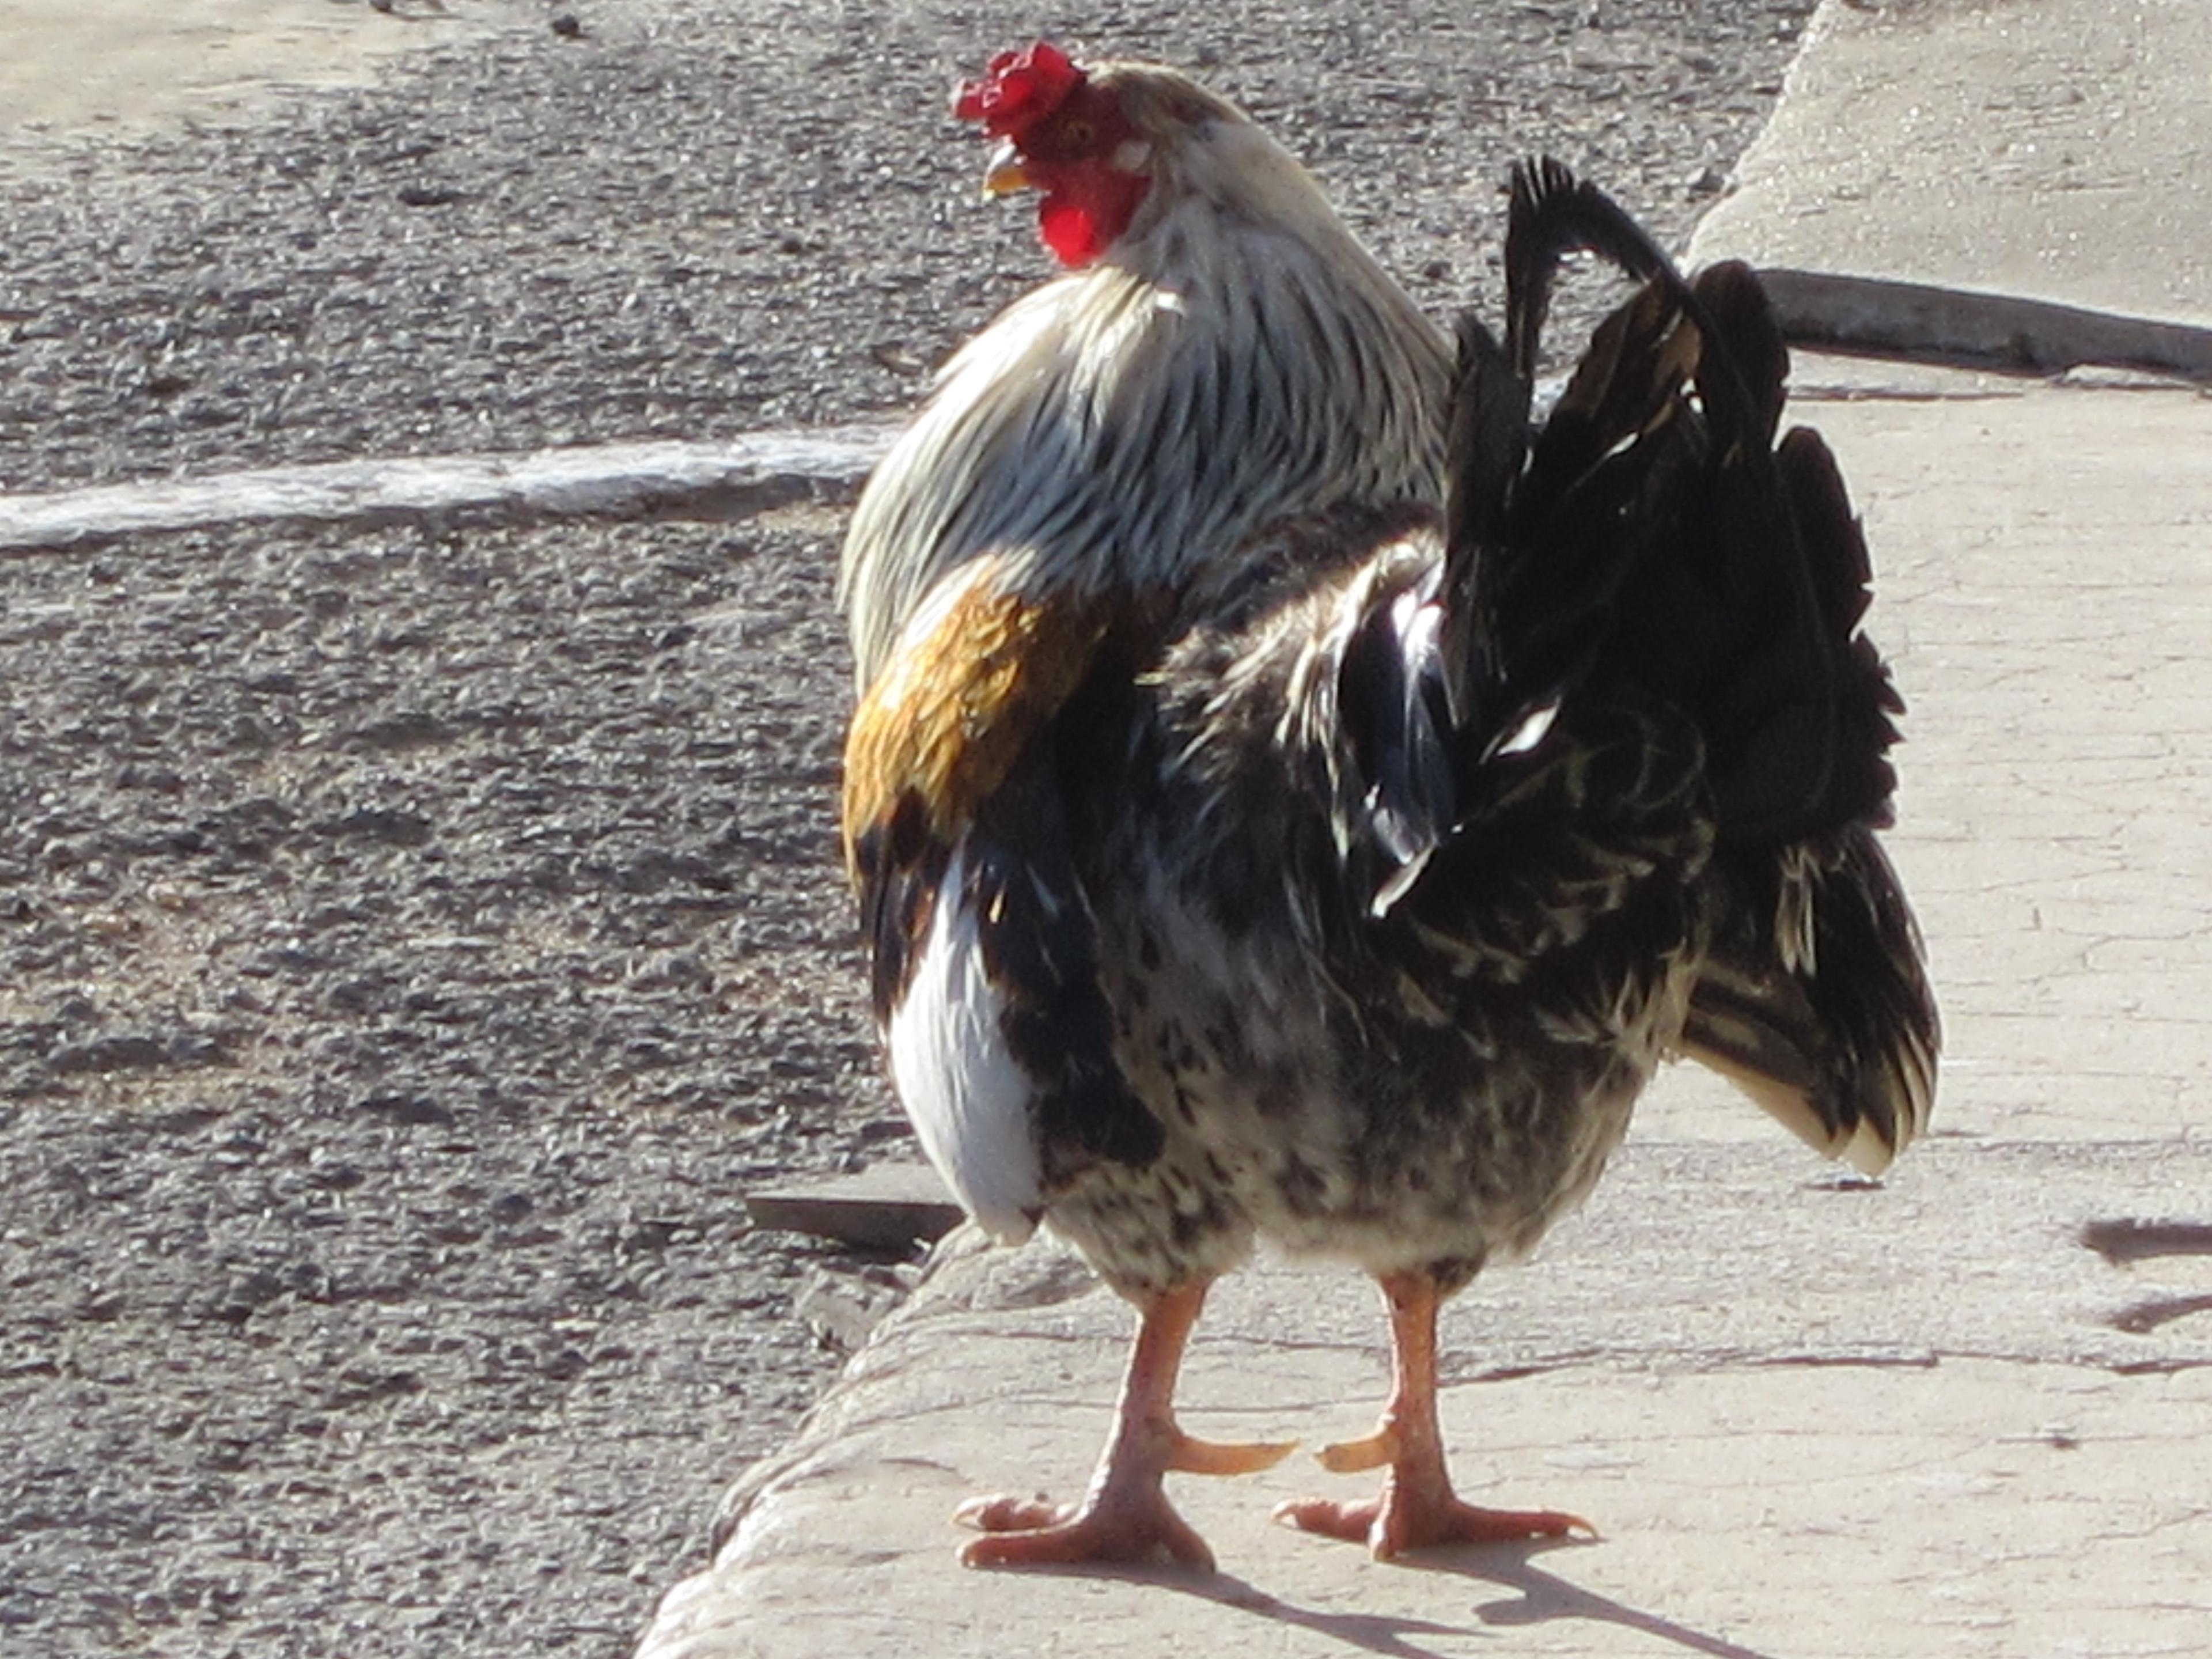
(1038, 196, 1104, 267)
(1035, 172, 1152, 268)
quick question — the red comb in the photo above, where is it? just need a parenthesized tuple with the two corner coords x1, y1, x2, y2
(953, 41, 1085, 135)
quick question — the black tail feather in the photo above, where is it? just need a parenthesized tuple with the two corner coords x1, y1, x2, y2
(1691, 260, 1790, 449)
(1438, 312, 1527, 721)
(1684, 827, 1938, 1172)
(1447, 155, 1937, 1168)
(1502, 155, 1675, 382)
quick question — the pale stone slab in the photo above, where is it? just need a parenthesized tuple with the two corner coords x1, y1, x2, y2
(1690, 0, 2212, 328)
(657, 1363, 2212, 1659)
(747, 1162, 963, 1252)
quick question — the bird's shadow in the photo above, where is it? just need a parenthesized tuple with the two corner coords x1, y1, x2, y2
(1403, 1537, 1785, 1659)
(1133, 1536, 1786, 1659)
(1148, 1565, 1480, 1659)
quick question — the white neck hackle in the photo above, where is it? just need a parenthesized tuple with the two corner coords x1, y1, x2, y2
(840, 62, 1452, 688)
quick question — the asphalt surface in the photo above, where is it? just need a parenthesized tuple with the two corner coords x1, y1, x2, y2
(0, 2, 1817, 1654)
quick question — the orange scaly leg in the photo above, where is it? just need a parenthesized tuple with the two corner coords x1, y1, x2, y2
(1274, 1270, 1592, 1559)
(956, 1279, 1294, 1570)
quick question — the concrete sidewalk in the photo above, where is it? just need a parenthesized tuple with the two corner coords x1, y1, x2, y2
(637, 3, 2212, 1654)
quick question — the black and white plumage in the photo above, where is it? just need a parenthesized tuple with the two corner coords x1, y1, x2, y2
(839, 46, 1937, 1569)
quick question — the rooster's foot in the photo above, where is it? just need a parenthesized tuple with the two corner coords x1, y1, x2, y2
(955, 1487, 1215, 1570)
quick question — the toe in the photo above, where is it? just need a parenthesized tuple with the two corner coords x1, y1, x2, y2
(1449, 1503, 1594, 1543)
(1377, 1499, 1596, 1557)
(1276, 1491, 1594, 1557)
(959, 1505, 1215, 1571)
(953, 1493, 1067, 1534)
(1271, 1495, 1381, 1546)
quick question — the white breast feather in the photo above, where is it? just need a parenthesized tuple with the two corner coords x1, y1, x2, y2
(885, 843, 1044, 1242)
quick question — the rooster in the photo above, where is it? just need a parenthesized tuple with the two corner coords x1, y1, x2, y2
(838, 43, 1937, 1570)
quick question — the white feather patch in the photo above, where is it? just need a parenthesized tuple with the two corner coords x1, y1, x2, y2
(885, 844, 1044, 1243)
(1492, 697, 1560, 760)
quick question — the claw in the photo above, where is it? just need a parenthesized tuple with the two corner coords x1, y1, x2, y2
(954, 1493, 1064, 1533)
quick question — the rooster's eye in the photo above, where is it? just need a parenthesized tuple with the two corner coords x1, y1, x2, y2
(1056, 119, 1097, 150)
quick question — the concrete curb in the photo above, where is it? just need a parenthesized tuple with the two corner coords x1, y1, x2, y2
(1753, 269, 2212, 384)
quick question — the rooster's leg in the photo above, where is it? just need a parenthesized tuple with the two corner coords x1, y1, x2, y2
(956, 1278, 1293, 1570)
(1274, 1270, 1591, 1559)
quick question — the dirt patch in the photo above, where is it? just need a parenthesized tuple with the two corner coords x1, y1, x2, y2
(0, 0, 478, 139)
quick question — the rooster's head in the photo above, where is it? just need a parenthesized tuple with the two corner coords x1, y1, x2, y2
(953, 42, 1173, 270)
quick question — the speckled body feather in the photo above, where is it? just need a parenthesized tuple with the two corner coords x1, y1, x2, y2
(1052, 521, 1715, 1293)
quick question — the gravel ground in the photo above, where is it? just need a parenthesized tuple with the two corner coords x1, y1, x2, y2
(1, 1, 1813, 1654)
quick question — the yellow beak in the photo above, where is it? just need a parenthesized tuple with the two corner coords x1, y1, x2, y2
(982, 137, 1029, 198)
